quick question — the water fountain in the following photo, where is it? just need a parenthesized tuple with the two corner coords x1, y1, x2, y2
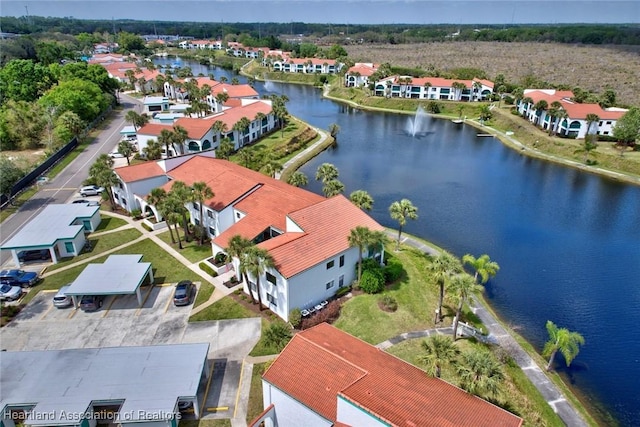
(263, 80, 276, 92)
(405, 105, 429, 137)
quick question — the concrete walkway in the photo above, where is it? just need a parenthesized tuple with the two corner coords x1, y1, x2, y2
(275, 121, 330, 180)
(387, 233, 588, 427)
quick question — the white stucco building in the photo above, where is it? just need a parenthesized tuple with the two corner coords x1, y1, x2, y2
(374, 76, 494, 101)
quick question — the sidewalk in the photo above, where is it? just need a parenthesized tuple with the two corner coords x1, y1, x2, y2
(275, 122, 330, 179)
(392, 233, 588, 427)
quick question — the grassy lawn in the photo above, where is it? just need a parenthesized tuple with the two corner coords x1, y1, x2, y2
(179, 420, 231, 427)
(193, 282, 215, 308)
(246, 362, 269, 424)
(189, 295, 257, 322)
(94, 216, 129, 232)
(156, 230, 213, 263)
(45, 229, 143, 272)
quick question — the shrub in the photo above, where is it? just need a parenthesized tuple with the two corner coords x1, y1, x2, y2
(426, 101, 442, 114)
(199, 262, 218, 277)
(141, 222, 152, 232)
(289, 308, 302, 328)
(361, 258, 382, 273)
(300, 300, 342, 329)
(335, 286, 351, 298)
(130, 208, 142, 219)
(263, 322, 293, 352)
(359, 269, 385, 294)
(213, 252, 228, 265)
(379, 295, 398, 312)
(504, 95, 515, 105)
(383, 261, 404, 283)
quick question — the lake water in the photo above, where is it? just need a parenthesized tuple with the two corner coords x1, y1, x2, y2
(156, 58, 640, 425)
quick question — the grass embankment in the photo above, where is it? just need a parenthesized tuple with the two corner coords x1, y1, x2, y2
(163, 47, 249, 71)
(156, 230, 213, 264)
(94, 216, 128, 232)
(27, 239, 203, 305)
(243, 62, 322, 86)
(246, 362, 269, 424)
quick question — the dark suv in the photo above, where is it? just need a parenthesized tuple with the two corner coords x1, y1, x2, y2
(80, 295, 105, 312)
(0, 269, 40, 288)
(173, 281, 194, 306)
(18, 249, 51, 263)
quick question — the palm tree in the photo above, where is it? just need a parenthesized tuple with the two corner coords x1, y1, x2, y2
(315, 163, 339, 183)
(212, 120, 228, 145)
(255, 112, 267, 136)
(143, 138, 162, 160)
(462, 254, 500, 284)
(543, 320, 585, 371)
(585, 113, 600, 140)
(57, 111, 85, 142)
(238, 147, 256, 169)
(574, 139, 598, 164)
(172, 125, 189, 155)
(349, 190, 374, 211)
(533, 100, 548, 126)
(215, 92, 229, 111)
(261, 160, 283, 178)
(159, 195, 185, 249)
(448, 274, 484, 340)
(451, 81, 466, 101)
(472, 81, 483, 101)
(232, 117, 251, 147)
(117, 140, 133, 165)
(125, 110, 148, 131)
(243, 246, 275, 311)
(427, 251, 462, 323)
(457, 350, 504, 399)
(191, 181, 215, 245)
(418, 335, 460, 378)
(322, 179, 345, 197)
(388, 199, 418, 251)
(158, 129, 174, 158)
(168, 180, 194, 242)
(146, 187, 168, 224)
(328, 123, 340, 141)
(348, 226, 374, 285)
(226, 235, 256, 303)
(286, 171, 308, 187)
(88, 154, 118, 210)
(217, 138, 235, 160)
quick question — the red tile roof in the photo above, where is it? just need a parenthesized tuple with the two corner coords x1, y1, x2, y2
(264, 195, 384, 278)
(173, 117, 214, 140)
(211, 83, 259, 99)
(210, 100, 273, 130)
(560, 100, 626, 120)
(263, 323, 523, 427)
(347, 63, 379, 76)
(137, 123, 173, 137)
(115, 162, 165, 183)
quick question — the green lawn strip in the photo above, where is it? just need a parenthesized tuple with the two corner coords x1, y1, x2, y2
(0, 187, 39, 223)
(189, 295, 257, 322)
(45, 138, 93, 179)
(156, 230, 212, 264)
(193, 282, 214, 308)
(386, 339, 565, 426)
(248, 319, 282, 357)
(94, 216, 129, 232)
(45, 229, 143, 272)
(246, 362, 269, 424)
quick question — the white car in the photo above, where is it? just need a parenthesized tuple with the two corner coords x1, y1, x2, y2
(109, 151, 125, 158)
(0, 283, 22, 301)
(80, 185, 105, 197)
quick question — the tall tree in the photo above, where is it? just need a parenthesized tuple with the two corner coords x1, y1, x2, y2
(574, 138, 598, 164)
(543, 321, 585, 372)
(533, 100, 548, 126)
(349, 190, 374, 211)
(117, 140, 133, 165)
(428, 251, 462, 323)
(142, 138, 162, 160)
(585, 113, 600, 140)
(418, 335, 460, 378)
(88, 154, 118, 210)
(125, 110, 148, 131)
(217, 138, 235, 160)
(613, 106, 640, 146)
(348, 226, 373, 285)
(243, 246, 275, 311)
(388, 198, 418, 251)
(168, 180, 194, 242)
(226, 235, 256, 304)
(191, 181, 215, 245)
(448, 274, 484, 340)
(158, 129, 174, 158)
(457, 350, 504, 399)
(286, 171, 308, 187)
(57, 111, 85, 142)
(462, 254, 500, 284)
(315, 162, 339, 183)
(172, 125, 189, 155)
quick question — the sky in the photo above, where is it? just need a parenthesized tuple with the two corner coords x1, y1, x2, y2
(1, 0, 638, 25)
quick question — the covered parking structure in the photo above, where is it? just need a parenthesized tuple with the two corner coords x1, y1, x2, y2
(0, 343, 210, 427)
(66, 254, 154, 308)
(0, 204, 100, 266)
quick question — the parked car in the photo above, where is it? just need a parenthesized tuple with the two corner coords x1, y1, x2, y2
(0, 269, 39, 287)
(0, 283, 22, 301)
(53, 285, 73, 308)
(109, 151, 124, 158)
(79, 295, 104, 312)
(17, 249, 51, 263)
(71, 199, 100, 206)
(173, 280, 194, 306)
(79, 185, 105, 197)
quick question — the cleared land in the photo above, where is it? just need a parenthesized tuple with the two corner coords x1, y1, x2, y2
(345, 42, 640, 106)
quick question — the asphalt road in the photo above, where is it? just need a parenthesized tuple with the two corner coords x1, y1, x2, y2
(0, 94, 142, 266)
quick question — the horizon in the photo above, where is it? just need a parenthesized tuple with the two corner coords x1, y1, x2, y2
(1, 1, 638, 25)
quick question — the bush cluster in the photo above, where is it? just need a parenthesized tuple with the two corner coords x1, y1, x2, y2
(379, 295, 398, 312)
(335, 286, 351, 298)
(289, 308, 302, 328)
(198, 262, 218, 277)
(300, 300, 342, 329)
(359, 269, 385, 294)
(383, 261, 404, 283)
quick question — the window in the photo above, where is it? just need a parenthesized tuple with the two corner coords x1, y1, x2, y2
(193, 202, 200, 211)
(267, 293, 277, 306)
(64, 242, 74, 253)
(339, 275, 344, 288)
(236, 212, 241, 219)
(326, 260, 335, 269)
(266, 272, 276, 286)
(122, 199, 127, 206)
(339, 255, 345, 267)
(208, 226, 216, 236)
(599, 121, 603, 126)
(113, 193, 119, 201)
(606, 121, 612, 125)
(326, 280, 335, 290)
(207, 210, 214, 218)
(194, 218, 200, 226)
(249, 282, 257, 292)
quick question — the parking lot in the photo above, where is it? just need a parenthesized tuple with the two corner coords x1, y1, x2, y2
(0, 282, 261, 420)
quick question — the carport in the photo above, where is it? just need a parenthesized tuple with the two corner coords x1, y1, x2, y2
(0, 204, 100, 266)
(66, 254, 154, 308)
